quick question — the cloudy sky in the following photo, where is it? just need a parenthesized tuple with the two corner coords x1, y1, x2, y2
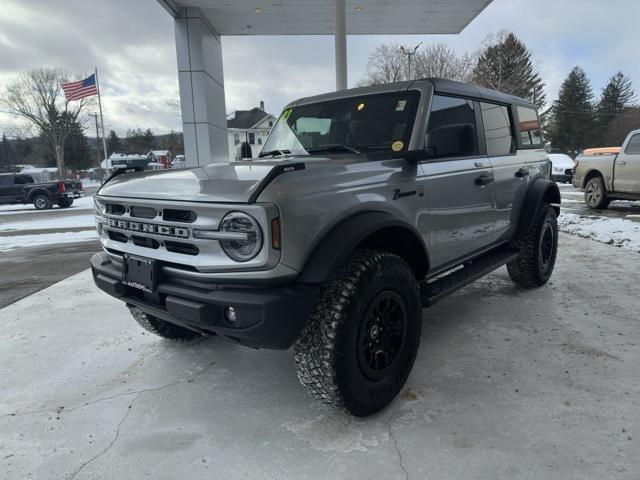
(0, 0, 638, 136)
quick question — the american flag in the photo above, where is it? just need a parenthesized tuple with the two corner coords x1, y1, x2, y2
(61, 74, 98, 101)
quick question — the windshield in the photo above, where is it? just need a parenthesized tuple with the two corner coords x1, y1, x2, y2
(261, 90, 420, 157)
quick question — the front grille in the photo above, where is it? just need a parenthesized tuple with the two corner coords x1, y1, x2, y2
(165, 241, 199, 256)
(130, 206, 158, 219)
(163, 209, 197, 223)
(132, 235, 160, 249)
(108, 230, 128, 243)
(106, 204, 126, 215)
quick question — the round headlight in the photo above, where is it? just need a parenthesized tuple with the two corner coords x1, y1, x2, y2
(219, 212, 263, 262)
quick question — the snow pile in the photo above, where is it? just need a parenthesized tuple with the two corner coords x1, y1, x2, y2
(559, 212, 640, 252)
(0, 214, 95, 232)
(0, 230, 97, 251)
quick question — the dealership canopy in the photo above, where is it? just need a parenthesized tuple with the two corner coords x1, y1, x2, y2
(156, 0, 493, 165)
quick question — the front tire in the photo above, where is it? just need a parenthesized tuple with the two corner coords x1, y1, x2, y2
(584, 176, 610, 209)
(507, 203, 558, 288)
(128, 306, 201, 341)
(33, 194, 52, 210)
(294, 250, 421, 416)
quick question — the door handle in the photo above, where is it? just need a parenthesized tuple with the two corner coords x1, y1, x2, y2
(475, 173, 494, 186)
(515, 167, 529, 178)
(617, 160, 627, 165)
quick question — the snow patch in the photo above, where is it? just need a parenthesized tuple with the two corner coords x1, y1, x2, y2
(0, 214, 95, 232)
(559, 212, 640, 252)
(0, 230, 97, 251)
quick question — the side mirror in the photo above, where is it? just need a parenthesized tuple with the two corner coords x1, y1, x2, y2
(403, 148, 436, 164)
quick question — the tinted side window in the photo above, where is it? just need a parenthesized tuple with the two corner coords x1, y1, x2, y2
(426, 95, 478, 158)
(517, 106, 543, 147)
(0, 175, 13, 186)
(481, 102, 514, 156)
(624, 134, 640, 155)
(14, 175, 32, 185)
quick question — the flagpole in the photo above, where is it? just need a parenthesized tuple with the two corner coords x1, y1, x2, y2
(94, 67, 109, 169)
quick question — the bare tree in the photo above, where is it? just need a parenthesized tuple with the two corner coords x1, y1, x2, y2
(358, 44, 406, 86)
(412, 43, 475, 82)
(359, 42, 475, 86)
(1, 68, 92, 177)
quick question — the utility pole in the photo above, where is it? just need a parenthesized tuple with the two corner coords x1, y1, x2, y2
(93, 113, 104, 183)
(399, 42, 423, 81)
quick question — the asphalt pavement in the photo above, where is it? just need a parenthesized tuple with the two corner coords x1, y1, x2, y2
(0, 241, 99, 309)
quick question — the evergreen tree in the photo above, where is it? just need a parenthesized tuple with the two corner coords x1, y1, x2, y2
(143, 128, 155, 151)
(548, 66, 597, 155)
(14, 136, 33, 164)
(63, 115, 91, 170)
(472, 32, 546, 108)
(0, 133, 15, 171)
(106, 130, 121, 156)
(597, 71, 636, 138)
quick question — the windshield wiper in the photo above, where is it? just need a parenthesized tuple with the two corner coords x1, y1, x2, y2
(307, 144, 365, 156)
(259, 149, 291, 158)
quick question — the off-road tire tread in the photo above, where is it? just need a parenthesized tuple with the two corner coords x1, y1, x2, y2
(129, 306, 200, 341)
(293, 249, 420, 413)
(507, 203, 557, 288)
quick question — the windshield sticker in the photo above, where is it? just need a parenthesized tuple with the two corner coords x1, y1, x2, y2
(392, 140, 404, 152)
(282, 108, 292, 120)
(395, 100, 407, 111)
(357, 102, 365, 111)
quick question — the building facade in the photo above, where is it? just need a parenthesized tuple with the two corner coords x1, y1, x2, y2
(226, 101, 277, 161)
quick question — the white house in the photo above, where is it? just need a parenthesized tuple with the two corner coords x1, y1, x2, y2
(227, 101, 277, 160)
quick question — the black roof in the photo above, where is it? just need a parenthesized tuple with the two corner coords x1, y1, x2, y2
(227, 107, 271, 129)
(426, 78, 536, 108)
(288, 78, 537, 110)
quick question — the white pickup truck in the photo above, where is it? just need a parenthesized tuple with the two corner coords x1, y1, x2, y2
(573, 129, 640, 209)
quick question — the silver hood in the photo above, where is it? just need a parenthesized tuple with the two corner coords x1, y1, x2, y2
(97, 160, 301, 203)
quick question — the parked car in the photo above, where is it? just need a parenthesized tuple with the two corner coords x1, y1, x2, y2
(573, 130, 640, 209)
(0, 173, 83, 209)
(548, 153, 574, 183)
(91, 78, 560, 416)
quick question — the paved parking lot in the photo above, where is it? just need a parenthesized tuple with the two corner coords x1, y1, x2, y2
(1, 233, 638, 480)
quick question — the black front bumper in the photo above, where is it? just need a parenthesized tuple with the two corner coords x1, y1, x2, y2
(552, 174, 573, 183)
(91, 251, 318, 349)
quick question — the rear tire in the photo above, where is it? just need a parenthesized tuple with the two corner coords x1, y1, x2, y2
(33, 194, 52, 210)
(128, 306, 201, 341)
(58, 198, 73, 208)
(294, 250, 421, 416)
(507, 203, 558, 288)
(584, 176, 610, 209)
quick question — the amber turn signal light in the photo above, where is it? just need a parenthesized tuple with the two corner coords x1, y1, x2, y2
(271, 217, 281, 250)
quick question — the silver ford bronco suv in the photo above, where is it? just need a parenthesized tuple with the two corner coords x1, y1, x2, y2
(91, 78, 560, 416)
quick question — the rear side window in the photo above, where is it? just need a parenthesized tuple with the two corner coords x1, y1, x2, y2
(14, 175, 33, 185)
(426, 95, 478, 158)
(0, 175, 13, 186)
(517, 106, 543, 147)
(625, 134, 640, 155)
(480, 102, 514, 156)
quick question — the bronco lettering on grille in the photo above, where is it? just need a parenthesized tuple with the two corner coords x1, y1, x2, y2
(107, 218, 189, 238)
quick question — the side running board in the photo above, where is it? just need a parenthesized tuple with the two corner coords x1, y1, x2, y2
(420, 247, 519, 307)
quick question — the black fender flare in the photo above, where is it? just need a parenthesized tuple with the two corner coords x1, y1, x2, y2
(26, 188, 52, 203)
(297, 211, 429, 284)
(515, 178, 561, 236)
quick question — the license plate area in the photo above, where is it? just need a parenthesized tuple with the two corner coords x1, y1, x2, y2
(122, 255, 157, 293)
